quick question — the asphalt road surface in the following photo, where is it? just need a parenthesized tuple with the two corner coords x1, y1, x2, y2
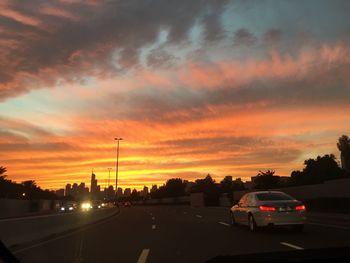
(12, 206, 350, 263)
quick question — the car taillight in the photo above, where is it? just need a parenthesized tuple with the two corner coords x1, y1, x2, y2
(295, 205, 306, 211)
(259, 205, 276, 211)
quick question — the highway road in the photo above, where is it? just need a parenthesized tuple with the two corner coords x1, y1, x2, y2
(11, 206, 350, 263)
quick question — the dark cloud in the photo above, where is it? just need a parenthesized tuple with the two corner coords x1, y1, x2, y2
(233, 28, 257, 46)
(0, 0, 227, 101)
(263, 29, 282, 46)
(0, 116, 53, 137)
(0, 142, 73, 152)
(0, 130, 28, 143)
(158, 136, 271, 151)
(91, 54, 350, 125)
(201, 11, 225, 42)
(146, 48, 178, 69)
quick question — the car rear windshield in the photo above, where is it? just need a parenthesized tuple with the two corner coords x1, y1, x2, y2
(256, 193, 294, 201)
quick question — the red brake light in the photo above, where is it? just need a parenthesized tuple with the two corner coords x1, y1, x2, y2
(295, 205, 306, 211)
(259, 205, 276, 211)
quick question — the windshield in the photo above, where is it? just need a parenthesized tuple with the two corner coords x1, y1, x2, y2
(256, 193, 294, 201)
(1, 0, 350, 263)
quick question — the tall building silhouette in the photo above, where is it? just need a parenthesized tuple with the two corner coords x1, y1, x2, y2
(117, 187, 123, 197)
(65, 183, 71, 196)
(124, 188, 131, 197)
(90, 171, 98, 195)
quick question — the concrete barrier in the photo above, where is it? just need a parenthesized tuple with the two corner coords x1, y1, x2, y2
(0, 208, 118, 248)
(133, 196, 190, 205)
(219, 194, 232, 207)
(233, 178, 350, 201)
(0, 199, 60, 219)
(190, 193, 204, 207)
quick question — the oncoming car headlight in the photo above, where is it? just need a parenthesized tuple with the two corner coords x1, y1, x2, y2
(81, 202, 92, 210)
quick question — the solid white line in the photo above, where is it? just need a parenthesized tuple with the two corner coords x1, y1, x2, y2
(218, 222, 230, 227)
(136, 249, 150, 263)
(280, 242, 304, 250)
(0, 212, 69, 222)
(152, 225, 156, 229)
(308, 222, 350, 230)
(196, 215, 202, 218)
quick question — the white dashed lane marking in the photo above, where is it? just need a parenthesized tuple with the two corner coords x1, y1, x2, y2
(218, 222, 230, 227)
(280, 242, 304, 250)
(136, 249, 150, 263)
(196, 215, 202, 218)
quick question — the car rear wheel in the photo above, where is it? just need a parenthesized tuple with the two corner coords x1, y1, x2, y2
(248, 214, 258, 232)
(230, 212, 236, 226)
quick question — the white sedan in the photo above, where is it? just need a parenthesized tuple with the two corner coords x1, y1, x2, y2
(230, 191, 306, 231)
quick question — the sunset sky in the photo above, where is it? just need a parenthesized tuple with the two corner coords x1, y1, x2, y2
(1, 0, 350, 190)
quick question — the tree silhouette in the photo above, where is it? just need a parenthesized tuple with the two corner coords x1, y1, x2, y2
(192, 174, 220, 206)
(0, 166, 58, 199)
(164, 178, 185, 197)
(0, 166, 6, 177)
(290, 154, 345, 185)
(337, 135, 350, 174)
(220, 177, 245, 193)
(253, 170, 280, 189)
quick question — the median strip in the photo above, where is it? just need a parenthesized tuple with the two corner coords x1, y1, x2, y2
(137, 249, 150, 263)
(280, 242, 304, 250)
(218, 222, 230, 227)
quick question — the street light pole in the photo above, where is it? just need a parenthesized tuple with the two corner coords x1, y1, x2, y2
(114, 138, 123, 199)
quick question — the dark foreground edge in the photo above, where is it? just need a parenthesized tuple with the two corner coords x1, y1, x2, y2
(0, 208, 120, 263)
(205, 247, 350, 263)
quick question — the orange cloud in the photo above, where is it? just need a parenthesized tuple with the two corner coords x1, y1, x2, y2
(39, 5, 79, 21)
(180, 43, 350, 89)
(0, 7, 41, 27)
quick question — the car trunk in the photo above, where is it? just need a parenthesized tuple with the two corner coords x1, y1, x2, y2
(261, 200, 302, 212)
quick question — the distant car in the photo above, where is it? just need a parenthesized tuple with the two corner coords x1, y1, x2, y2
(81, 201, 92, 211)
(91, 200, 102, 209)
(229, 191, 306, 232)
(124, 201, 131, 207)
(59, 203, 76, 212)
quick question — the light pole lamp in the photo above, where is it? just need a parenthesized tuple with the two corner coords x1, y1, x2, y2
(114, 138, 123, 199)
